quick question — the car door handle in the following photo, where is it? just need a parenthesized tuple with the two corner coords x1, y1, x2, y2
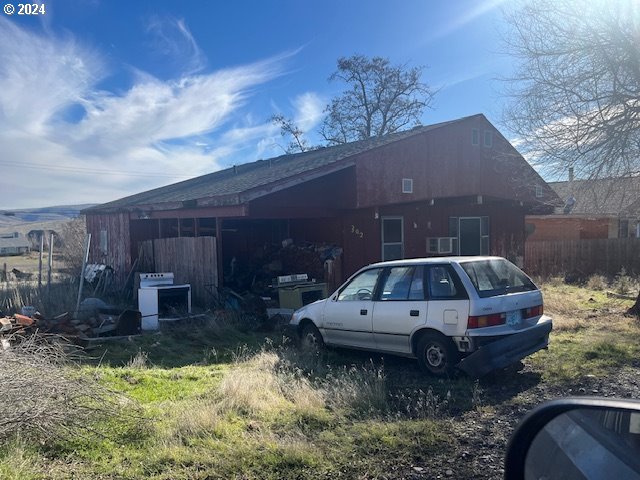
(360, 309, 368, 315)
(410, 310, 420, 317)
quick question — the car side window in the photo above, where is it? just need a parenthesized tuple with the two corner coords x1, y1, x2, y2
(337, 268, 381, 301)
(379, 266, 414, 300)
(427, 266, 467, 300)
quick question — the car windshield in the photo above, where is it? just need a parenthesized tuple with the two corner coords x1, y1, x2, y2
(460, 259, 536, 298)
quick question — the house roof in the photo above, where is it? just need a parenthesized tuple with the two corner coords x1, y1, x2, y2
(550, 176, 640, 217)
(85, 115, 481, 214)
(0, 237, 30, 249)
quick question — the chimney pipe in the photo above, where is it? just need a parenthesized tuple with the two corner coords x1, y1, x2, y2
(568, 167, 574, 182)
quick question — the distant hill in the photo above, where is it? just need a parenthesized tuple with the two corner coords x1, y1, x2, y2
(0, 204, 95, 231)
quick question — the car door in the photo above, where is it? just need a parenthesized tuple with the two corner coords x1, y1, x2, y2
(372, 265, 427, 354)
(424, 265, 469, 336)
(321, 267, 382, 349)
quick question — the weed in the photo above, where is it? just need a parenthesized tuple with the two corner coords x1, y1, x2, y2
(613, 267, 634, 294)
(127, 349, 149, 369)
(586, 274, 608, 291)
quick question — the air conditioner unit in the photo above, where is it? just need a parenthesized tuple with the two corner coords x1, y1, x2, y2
(426, 237, 455, 254)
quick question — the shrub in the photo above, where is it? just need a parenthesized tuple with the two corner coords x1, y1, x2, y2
(613, 267, 634, 294)
(586, 274, 608, 291)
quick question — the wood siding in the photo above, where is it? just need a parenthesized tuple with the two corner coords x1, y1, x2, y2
(525, 238, 640, 277)
(353, 116, 550, 209)
(138, 237, 217, 305)
(86, 213, 132, 286)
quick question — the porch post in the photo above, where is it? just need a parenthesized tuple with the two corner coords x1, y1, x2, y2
(215, 218, 223, 287)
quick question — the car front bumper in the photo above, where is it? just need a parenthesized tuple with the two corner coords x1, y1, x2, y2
(457, 320, 552, 378)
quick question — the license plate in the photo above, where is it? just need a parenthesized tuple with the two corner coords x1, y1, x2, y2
(506, 310, 522, 327)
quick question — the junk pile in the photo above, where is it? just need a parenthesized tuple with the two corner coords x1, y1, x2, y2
(0, 301, 141, 341)
(228, 240, 342, 296)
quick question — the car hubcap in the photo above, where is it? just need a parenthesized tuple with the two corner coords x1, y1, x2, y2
(303, 333, 317, 348)
(426, 344, 445, 367)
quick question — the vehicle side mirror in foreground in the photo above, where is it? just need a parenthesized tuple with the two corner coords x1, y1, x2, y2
(504, 397, 640, 480)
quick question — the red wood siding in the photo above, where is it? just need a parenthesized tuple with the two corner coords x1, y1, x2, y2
(248, 168, 357, 218)
(86, 213, 132, 286)
(352, 117, 547, 209)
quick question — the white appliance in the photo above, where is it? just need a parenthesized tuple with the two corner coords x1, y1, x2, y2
(138, 273, 191, 330)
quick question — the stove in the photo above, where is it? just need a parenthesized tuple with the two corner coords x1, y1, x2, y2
(138, 273, 191, 330)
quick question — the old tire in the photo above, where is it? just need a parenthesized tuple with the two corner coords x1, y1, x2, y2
(416, 333, 459, 377)
(300, 323, 324, 352)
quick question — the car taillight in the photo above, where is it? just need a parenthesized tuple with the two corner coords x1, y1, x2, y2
(524, 305, 543, 318)
(467, 312, 506, 329)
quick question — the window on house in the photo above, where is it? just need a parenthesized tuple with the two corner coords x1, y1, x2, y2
(472, 129, 479, 145)
(99, 229, 108, 255)
(619, 219, 630, 238)
(402, 178, 413, 194)
(382, 217, 403, 261)
(535, 185, 544, 198)
(483, 130, 493, 147)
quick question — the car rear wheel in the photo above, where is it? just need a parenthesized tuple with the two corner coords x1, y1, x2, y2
(417, 333, 459, 377)
(300, 323, 324, 352)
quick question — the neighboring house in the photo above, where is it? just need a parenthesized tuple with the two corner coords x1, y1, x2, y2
(0, 233, 31, 255)
(526, 175, 640, 241)
(83, 114, 556, 289)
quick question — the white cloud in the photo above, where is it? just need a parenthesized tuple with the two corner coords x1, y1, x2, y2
(424, 0, 509, 43)
(0, 17, 287, 209)
(145, 15, 207, 75)
(292, 92, 325, 131)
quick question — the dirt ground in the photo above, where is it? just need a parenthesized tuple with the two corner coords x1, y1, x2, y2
(416, 366, 640, 479)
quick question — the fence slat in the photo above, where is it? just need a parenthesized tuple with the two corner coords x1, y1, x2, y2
(525, 238, 640, 277)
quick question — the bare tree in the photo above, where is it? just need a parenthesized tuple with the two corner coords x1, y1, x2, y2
(503, 0, 640, 314)
(271, 114, 310, 154)
(503, 0, 640, 181)
(320, 55, 435, 145)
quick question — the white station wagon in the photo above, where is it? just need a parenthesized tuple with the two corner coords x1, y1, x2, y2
(288, 256, 552, 377)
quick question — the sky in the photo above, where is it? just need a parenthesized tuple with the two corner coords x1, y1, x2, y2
(0, 0, 516, 209)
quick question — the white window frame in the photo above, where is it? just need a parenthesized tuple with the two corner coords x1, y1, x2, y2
(483, 130, 493, 147)
(402, 178, 413, 194)
(381, 216, 404, 261)
(472, 128, 479, 146)
(535, 185, 544, 198)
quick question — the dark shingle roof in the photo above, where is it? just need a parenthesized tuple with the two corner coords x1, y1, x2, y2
(85, 115, 480, 213)
(550, 176, 640, 216)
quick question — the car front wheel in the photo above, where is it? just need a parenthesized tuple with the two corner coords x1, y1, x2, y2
(417, 333, 459, 377)
(300, 323, 324, 352)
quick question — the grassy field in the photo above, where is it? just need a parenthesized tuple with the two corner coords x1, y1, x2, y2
(1, 280, 639, 479)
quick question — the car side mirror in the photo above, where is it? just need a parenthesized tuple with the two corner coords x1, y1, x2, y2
(504, 397, 640, 480)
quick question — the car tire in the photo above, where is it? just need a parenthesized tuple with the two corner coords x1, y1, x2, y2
(300, 323, 324, 352)
(416, 333, 459, 377)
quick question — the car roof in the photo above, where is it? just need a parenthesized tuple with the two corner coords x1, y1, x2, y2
(365, 256, 507, 269)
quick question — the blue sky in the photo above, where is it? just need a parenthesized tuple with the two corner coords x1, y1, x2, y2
(1, 0, 514, 209)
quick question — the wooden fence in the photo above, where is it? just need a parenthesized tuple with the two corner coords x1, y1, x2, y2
(138, 236, 217, 305)
(525, 238, 640, 278)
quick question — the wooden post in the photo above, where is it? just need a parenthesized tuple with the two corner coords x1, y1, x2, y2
(38, 235, 44, 289)
(74, 234, 92, 319)
(215, 218, 223, 288)
(46, 233, 54, 300)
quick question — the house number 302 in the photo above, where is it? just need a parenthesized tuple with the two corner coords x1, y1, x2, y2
(351, 225, 364, 238)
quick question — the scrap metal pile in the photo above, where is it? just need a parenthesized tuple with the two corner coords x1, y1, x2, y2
(0, 306, 141, 341)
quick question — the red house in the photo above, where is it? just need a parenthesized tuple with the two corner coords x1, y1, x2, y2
(526, 175, 640, 241)
(84, 114, 555, 297)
